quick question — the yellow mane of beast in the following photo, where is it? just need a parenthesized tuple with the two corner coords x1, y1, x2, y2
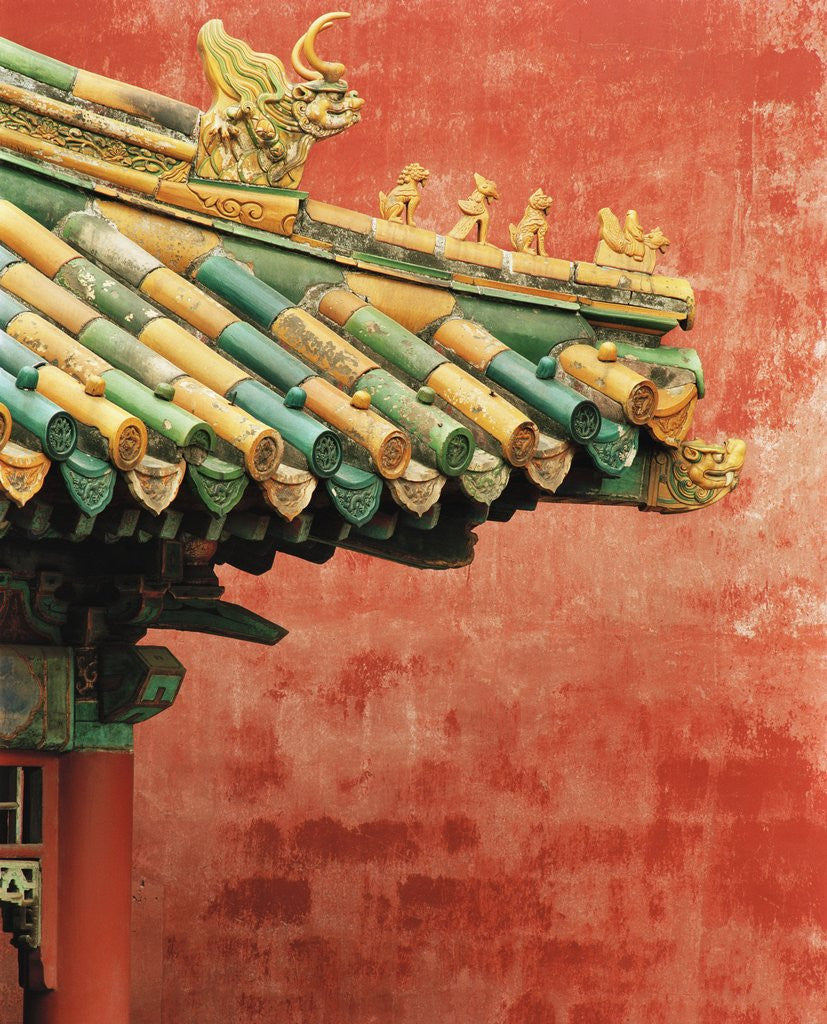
(195, 15, 364, 189)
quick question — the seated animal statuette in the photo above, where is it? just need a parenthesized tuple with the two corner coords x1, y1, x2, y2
(509, 188, 553, 256)
(378, 163, 430, 225)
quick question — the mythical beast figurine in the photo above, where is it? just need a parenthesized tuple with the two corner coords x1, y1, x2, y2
(378, 163, 430, 225)
(448, 172, 499, 244)
(595, 208, 670, 274)
(509, 188, 554, 255)
(649, 438, 746, 512)
(195, 13, 364, 189)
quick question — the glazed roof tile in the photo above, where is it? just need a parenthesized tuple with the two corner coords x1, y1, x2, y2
(0, 26, 745, 574)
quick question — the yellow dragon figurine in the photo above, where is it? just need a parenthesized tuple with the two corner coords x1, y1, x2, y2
(195, 14, 365, 190)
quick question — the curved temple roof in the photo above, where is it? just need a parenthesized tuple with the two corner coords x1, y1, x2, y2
(0, 19, 745, 646)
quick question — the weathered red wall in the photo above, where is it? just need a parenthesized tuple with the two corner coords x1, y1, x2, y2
(2, 1, 825, 1021)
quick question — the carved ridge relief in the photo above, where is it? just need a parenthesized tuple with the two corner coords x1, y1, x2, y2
(0, 99, 188, 178)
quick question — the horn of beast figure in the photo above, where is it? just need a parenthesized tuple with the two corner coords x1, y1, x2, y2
(291, 11, 350, 84)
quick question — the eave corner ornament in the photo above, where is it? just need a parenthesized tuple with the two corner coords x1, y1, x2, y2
(195, 12, 364, 189)
(648, 438, 746, 513)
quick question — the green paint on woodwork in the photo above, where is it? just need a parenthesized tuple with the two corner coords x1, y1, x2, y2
(0, 38, 78, 91)
(552, 448, 649, 505)
(222, 235, 344, 306)
(270, 511, 312, 544)
(344, 305, 445, 381)
(403, 503, 441, 531)
(227, 377, 342, 478)
(357, 367, 474, 476)
(73, 700, 133, 751)
(0, 573, 64, 641)
(456, 294, 595, 363)
(57, 259, 159, 332)
(355, 513, 397, 541)
(335, 509, 477, 570)
(59, 449, 115, 516)
(0, 645, 74, 750)
(486, 349, 602, 444)
(154, 598, 287, 645)
(98, 645, 186, 724)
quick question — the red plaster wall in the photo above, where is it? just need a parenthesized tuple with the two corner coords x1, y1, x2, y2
(2, 1, 825, 1021)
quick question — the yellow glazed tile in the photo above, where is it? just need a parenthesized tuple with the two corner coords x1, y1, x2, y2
(72, 70, 194, 132)
(138, 319, 247, 396)
(0, 200, 79, 277)
(510, 251, 572, 282)
(558, 344, 658, 425)
(169, 377, 281, 481)
(6, 311, 110, 383)
(0, 263, 98, 335)
(155, 180, 299, 236)
(96, 201, 220, 276)
(0, 81, 196, 163)
(36, 364, 147, 470)
(0, 401, 11, 452)
(574, 262, 625, 289)
(301, 376, 411, 480)
(373, 220, 437, 254)
(433, 319, 507, 372)
(648, 275, 695, 304)
(443, 236, 504, 269)
(305, 200, 372, 235)
(272, 307, 377, 389)
(141, 267, 237, 338)
(0, 127, 158, 195)
(343, 272, 455, 333)
(425, 362, 538, 466)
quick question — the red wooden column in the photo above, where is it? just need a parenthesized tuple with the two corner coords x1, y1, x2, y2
(24, 750, 134, 1024)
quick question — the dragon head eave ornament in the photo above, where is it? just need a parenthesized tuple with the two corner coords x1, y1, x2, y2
(648, 438, 747, 513)
(195, 13, 365, 189)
